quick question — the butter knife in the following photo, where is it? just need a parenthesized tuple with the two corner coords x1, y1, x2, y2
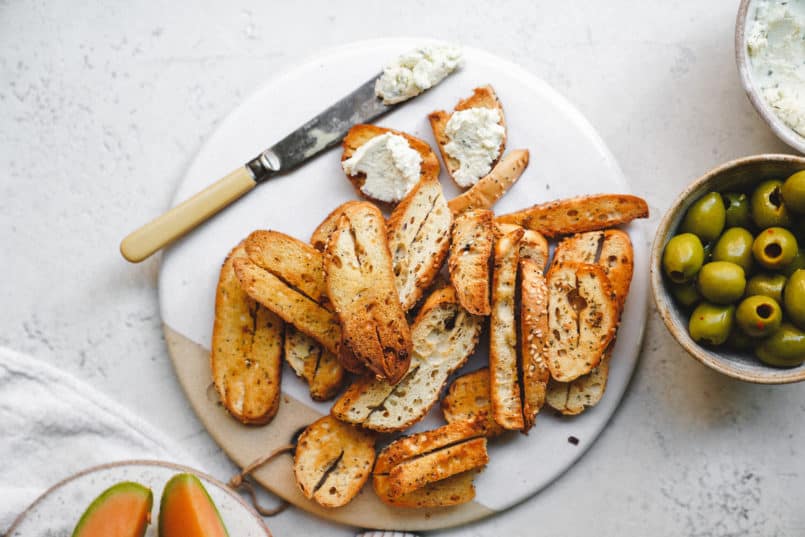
(120, 74, 390, 263)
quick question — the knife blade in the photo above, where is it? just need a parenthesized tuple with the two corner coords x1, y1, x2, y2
(120, 73, 394, 263)
(249, 73, 389, 179)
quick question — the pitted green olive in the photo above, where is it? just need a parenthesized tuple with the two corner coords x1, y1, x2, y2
(712, 227, 754, 273)
(781, 170, 805, 214)
(783, 269, 805, 330)
(752, 227, 798, 270)
(755, 323, 805, 367)
(745, 272, 787, 303)
(751, 180, 791, 228)
(722, 192, 753, 229)
(663, 233, 705, 284)
(680, 192, 726, 243)
(689, 302, 735, 346)
(735, 295, 782, 337)
(670, 281, 701, 308)
(697, 261, 746, 304)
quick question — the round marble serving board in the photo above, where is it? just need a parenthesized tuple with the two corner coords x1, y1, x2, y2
(6, 460, 273, 536)
(158, 37, 649, 531)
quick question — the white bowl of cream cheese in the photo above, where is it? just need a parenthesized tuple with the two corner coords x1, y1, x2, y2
(737, 0, 805, 154)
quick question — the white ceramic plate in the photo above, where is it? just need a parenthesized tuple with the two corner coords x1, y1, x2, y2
(6, 460, 272, 536)
(158, 38, 648, 530)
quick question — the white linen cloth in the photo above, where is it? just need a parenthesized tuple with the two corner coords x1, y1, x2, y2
(0, 346, 194, 531)
(0, 347, 412, 537)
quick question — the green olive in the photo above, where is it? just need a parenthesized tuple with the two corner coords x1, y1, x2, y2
(783, 249, 805, 277)
(781, 170, 805, 214)
(755, 323, 805, 367)
(723, 192, 753, 229)
(680, 192, 726, 243)
(712, 227, 754, 273)
(752, 227, 799, 269)
(689, 302, 735, 346)
(745, 272, 787, 303)
(735, 295, 782, 337)
(663, 233, 705, 284)
(751, 180, 791, 228)
(670, 281, 701, 308)
(727, 326, 754, 351)
(697, 261, 746, 304)
(783, 269, 805, 330)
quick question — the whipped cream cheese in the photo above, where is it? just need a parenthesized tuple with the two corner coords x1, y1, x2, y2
(341, 133, 422, 203)
(444, 108, 505, 187)
(375, 44, 463, 105)
(747, 0, 805, 137)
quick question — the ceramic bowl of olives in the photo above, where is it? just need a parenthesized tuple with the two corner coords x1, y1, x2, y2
(651, 154, 805, 383)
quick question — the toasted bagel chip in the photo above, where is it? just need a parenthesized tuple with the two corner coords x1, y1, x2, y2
(496, 194, 649, 237)
(211, 242, 283, 425)
(449, 209, 494, 316)
(490, 225, 525, 430)
(387, 177, 452, 311)
(373, 419, 487, 475)
(325, 202, 412, 383)
(284, 325, 344, 401)
(374, 471, 477, 508)
(293, 416, 376, 508)
(547, 229, 633, 414)
(372, 420, 487, 506)
(310, 200, 364, 253)
(448, 149, 529, 215)
(387, 437, 488, 498)
(441, 368, 504, 437)
(245, 230, 326, 303)
(545, 261, 618, 382)
(234, 257, 340, 355)
(520, 258, 550, 431)
(332, 285, 482, 432)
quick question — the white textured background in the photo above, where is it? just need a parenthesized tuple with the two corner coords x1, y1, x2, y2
(1, 1, 804, 536)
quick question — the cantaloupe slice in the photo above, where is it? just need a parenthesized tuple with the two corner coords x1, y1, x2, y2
(158, 473, 228, 537)
(72, 481, 153, 537)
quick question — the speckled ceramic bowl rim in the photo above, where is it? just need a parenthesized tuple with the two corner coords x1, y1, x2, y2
(5, 459, 274, 536)
(735, 0, 805, 155)
(650, 154, 805, 384)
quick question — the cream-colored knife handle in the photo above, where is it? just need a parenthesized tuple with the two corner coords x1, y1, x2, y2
(120, 167, 257, 263)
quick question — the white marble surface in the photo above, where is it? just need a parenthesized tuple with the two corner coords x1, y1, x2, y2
(1, 1, 803, 536)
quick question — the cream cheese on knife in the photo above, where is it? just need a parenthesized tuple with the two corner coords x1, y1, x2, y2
(341, 133, 422, 203)
(747, 0, 805, 137)
(375, 44, 463, 104)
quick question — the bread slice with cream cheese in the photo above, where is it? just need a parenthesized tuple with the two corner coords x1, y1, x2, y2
(428, 85, 507, 189)
(341, 124, 439, 207)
